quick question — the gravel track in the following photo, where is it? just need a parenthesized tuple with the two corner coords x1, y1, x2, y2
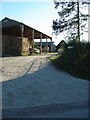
(0, 54, 89, 118)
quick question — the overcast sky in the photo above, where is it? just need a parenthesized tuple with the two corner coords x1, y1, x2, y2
(0, 0, 88, 45)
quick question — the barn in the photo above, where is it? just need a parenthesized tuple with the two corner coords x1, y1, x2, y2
(0, 17, 52, 56)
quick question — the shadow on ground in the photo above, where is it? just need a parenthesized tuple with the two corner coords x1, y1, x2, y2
(1, 61, 89, 118)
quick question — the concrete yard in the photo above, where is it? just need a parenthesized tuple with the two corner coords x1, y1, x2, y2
(0, 53, 89, 118)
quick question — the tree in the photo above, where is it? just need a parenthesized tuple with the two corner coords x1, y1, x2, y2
(34, 42, 38, 48)
(52, 0, 90, 42)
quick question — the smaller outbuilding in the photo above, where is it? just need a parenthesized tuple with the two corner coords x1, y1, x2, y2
(56, 40, 67, 52)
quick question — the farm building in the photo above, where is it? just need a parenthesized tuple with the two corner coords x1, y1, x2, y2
(56, 40, 67, 52)
(0, 17, 52, 56)
(36, 41, 56, 52)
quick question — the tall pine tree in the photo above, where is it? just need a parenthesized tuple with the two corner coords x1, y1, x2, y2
(52, 0, 90, 42)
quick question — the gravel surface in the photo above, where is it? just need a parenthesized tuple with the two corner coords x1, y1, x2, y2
(1, 55, 48, 81)
(0, 54, 89, 118)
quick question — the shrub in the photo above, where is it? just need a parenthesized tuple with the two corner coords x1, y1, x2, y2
(51, 40, 89, 80)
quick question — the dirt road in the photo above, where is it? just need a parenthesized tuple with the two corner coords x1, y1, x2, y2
(2, 54, 51, 81)
(0, 54, 89, 118)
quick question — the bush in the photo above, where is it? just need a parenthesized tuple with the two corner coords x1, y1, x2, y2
(51, 40, 89, 80)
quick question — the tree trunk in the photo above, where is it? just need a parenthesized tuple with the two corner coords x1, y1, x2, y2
(77, 0, 80, 42)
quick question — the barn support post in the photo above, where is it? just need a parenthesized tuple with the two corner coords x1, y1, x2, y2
(40, 33, 42, 54)
(46, 36, 48, 53)
(50, 38, 52, 53)
(0, 22, 2, 57)
(21, 24, 24, 53)
(32, 30, 34, 54)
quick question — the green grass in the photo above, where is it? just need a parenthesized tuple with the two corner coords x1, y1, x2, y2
(50, 54, 59, 61)
(21, 51, 30, 56)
